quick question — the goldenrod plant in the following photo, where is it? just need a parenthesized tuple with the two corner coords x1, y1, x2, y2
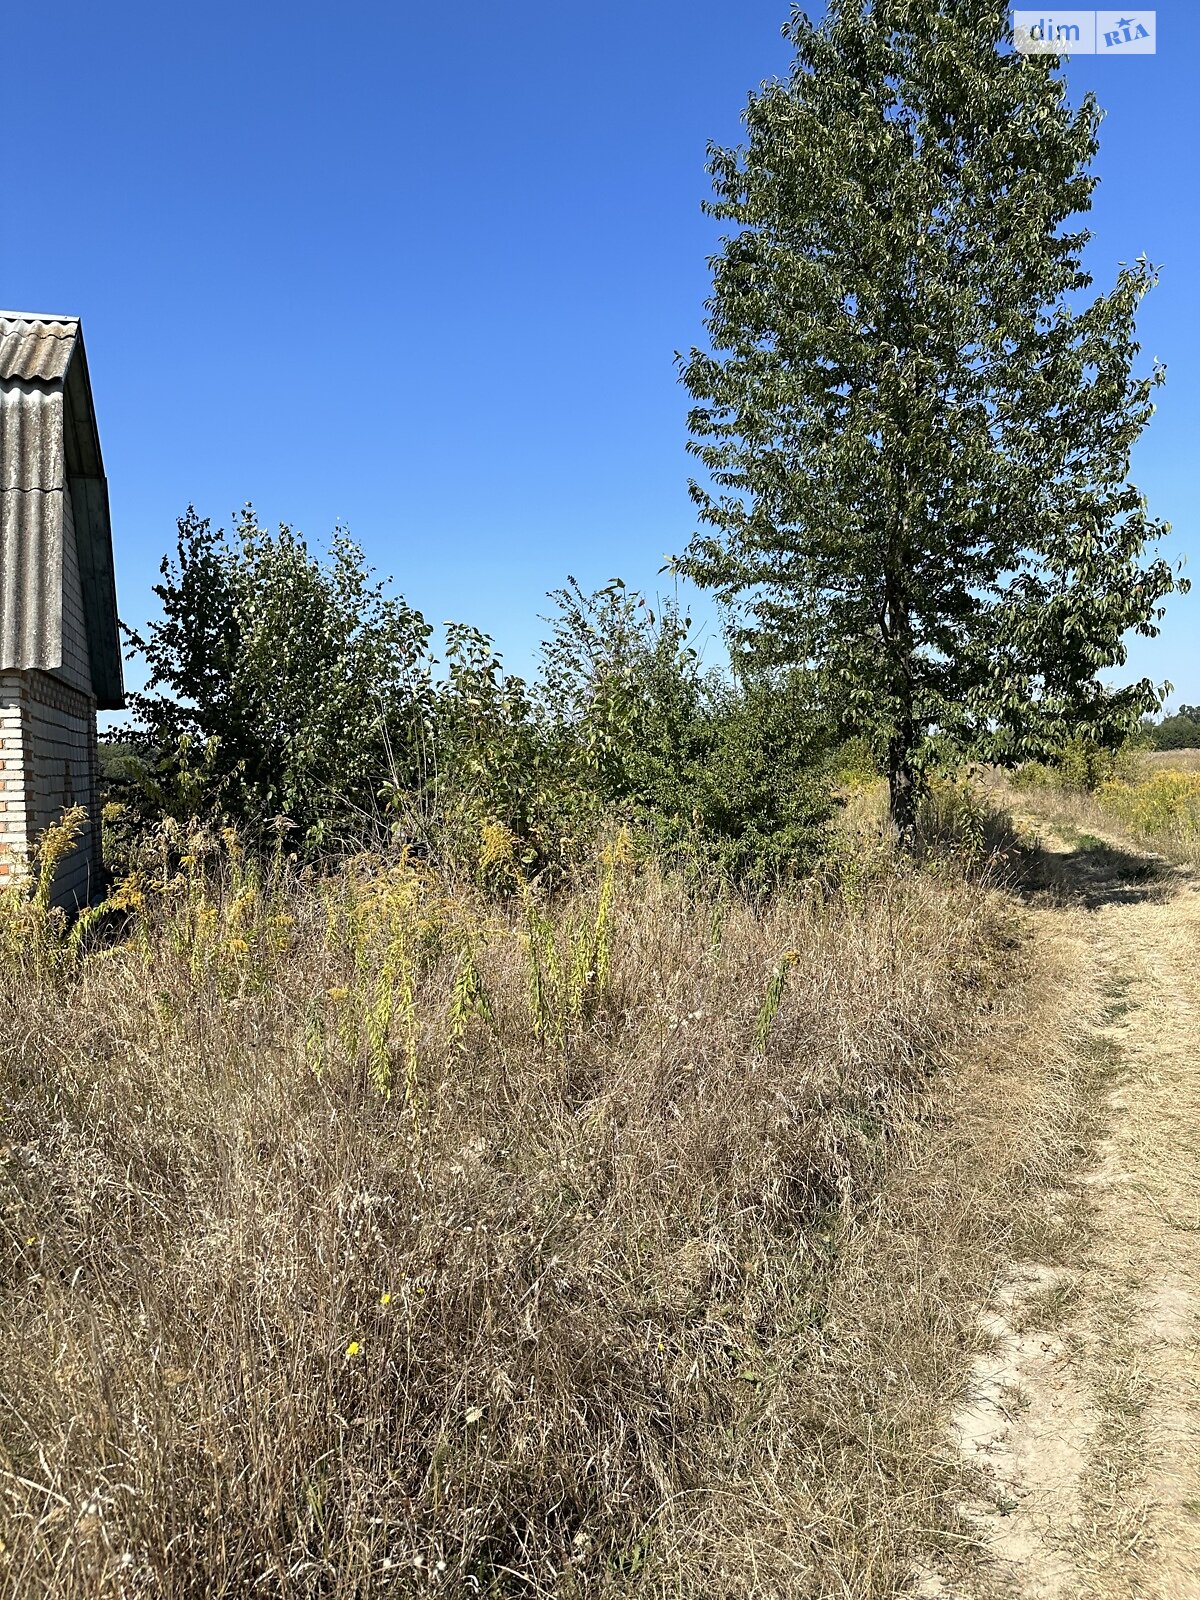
(0, 805, 1048, 1597)
(0, 808, 137, 975)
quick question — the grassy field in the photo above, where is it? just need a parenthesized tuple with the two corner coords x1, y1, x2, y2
(1015, 749, 1200, 866)
(1144, 747, 1200, 773)
(0, 810, 1089, 1598)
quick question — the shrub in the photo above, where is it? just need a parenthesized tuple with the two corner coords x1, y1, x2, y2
(123, 507, 434, 851)
(1012, 735, 1118, 794)
(537, 579, 835, 884)
(117, 531, 839, 886)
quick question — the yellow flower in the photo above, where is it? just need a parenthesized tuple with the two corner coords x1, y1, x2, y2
(379, 1292, 391, 1306)
(327, 986, 350, 1004)
(226, 937, 250, 956)
(345, 1340, 361, 1358)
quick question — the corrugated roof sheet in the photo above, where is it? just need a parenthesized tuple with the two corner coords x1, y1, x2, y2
(0, 313, 79, 384)
(0, 382, 64, 492)
(0, 314, 123, 708)
(0, 436, 60, 669)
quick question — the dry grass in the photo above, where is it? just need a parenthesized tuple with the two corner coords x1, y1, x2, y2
(0, 819, 1083, 1598)
(1144, 746, 1200, 773)
(1011, 751, 1200, 867)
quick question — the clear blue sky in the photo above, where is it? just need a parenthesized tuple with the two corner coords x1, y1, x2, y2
(7, 1, 1198, 705)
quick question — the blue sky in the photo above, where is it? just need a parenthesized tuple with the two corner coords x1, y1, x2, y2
(7, 1, 1198, 705)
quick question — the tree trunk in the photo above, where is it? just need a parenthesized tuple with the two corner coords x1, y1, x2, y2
(888, 736, 919, 854)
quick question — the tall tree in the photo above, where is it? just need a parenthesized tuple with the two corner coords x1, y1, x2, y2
(678, 0, 1184, 846)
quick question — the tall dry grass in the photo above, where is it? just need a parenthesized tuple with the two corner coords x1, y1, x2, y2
(0, 819, 1070, 1597)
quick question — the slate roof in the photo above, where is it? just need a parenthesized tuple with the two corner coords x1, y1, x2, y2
(0, 312, 123, 709)
(0, 313, 79, 383)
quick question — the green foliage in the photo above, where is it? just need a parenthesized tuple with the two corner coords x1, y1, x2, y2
(1012, 733, 1131, 793)
(386, 577, 835, 887)
(413, 624, 569, 875)
(540, 577, 702, 805)
(663, 673, 835, 884)
(1052, 737, 1116, 793)
(1147, 706, 1200, 751)
(118, 526, 836, 885)
(831, 736, 880, 788)
(124, 507, 433, 849)
(677, 0, 1185, 846)
(537, 579, 835, 883)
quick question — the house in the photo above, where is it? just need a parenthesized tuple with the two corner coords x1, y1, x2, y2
(0, 312, 123, 908)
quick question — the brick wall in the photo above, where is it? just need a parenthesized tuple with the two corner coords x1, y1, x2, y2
(0, 674, 29, 891)
(0, 669, 99, 909)
(0, 488, 102, 909)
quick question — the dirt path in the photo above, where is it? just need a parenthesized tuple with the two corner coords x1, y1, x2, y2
(944, 810, 1200, 1598)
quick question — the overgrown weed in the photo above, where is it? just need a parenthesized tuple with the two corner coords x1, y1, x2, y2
(0, 813, 1066, 1597)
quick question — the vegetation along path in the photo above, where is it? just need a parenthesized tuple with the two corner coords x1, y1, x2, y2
(948, 799, 1200, 1599)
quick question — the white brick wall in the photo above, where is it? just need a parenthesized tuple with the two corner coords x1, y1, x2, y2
(0, 669, 99, 908)
(0, 674, 30, 891)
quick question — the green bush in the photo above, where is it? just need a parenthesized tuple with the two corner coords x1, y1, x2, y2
(118, 530, 837, 887)
(1013, 735, 1119, 794)
(124, 507, 433, 851)
(536, 580, 834, 884)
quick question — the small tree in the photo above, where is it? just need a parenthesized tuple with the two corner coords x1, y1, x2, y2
(679, 0, 1185, 846)
(539, 578, 834, 879)
(539, 577, 705, 800)
(125, 507, 432, 847)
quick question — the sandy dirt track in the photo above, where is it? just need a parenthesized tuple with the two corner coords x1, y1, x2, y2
(942, 812, 1200, 1599)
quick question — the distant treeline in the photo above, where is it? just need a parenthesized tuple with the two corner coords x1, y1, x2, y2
(1144, 707, 1200, 751)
